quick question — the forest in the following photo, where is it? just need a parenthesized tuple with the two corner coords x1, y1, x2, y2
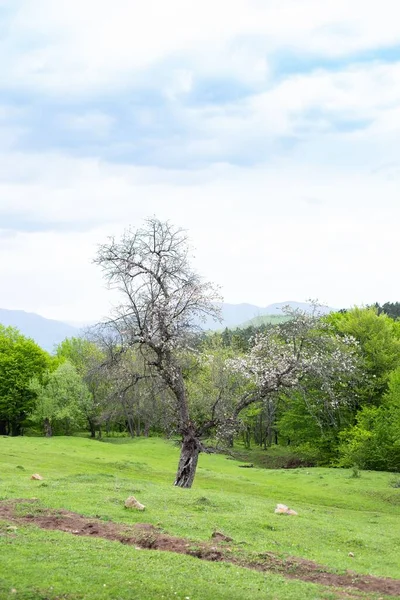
(1, 219, 399, 486)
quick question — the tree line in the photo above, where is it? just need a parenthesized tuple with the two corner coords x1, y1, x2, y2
(1, 218, 399, 485)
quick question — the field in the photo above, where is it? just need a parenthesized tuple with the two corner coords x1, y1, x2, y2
(1, 436, 400, 599)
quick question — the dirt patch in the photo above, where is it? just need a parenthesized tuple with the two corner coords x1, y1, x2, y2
(247, 552, 400, 596)
(1, 499, 400, 597)
(0, 499, 223, 562)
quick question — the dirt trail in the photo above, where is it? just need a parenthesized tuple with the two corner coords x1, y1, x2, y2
(1, 499, 399, 598)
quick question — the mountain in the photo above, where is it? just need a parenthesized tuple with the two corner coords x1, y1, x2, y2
(0, 301, 336, 351)
(0, 309, 80, 353)
(263, 301, 333, 315)
(203, 301, 335, 330)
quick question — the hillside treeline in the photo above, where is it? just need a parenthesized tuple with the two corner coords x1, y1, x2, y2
(1, 302, 399, 473)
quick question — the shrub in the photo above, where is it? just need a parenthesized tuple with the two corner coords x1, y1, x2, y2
(339, 368, 400, 472)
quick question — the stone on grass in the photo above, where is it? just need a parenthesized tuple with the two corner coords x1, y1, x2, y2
(124, 496, 145, 511)
(274, 503, 298, 515)
(30, 474, 44, 480)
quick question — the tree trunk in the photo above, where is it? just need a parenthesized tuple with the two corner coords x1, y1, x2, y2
(88, 418, 96, 439)
(267, 423, 273, 446)
(11, 422, 21, 436)
(44, 418, 53, 437)
(0, 420, 8, 436)
(243, 426, 251, 449)
(174, 429, 201, 488)
(162, 356, 201, 488)
(126, 417, 135, 438)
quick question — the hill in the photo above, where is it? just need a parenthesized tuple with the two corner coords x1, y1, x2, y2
(0, 436, 399, 599)
(202, 301, 335, 330)
(0, 301, 336, 351)
(264, 301, 333, 315)
(0, 308, 80, 353)
(238, 314, 291, 328)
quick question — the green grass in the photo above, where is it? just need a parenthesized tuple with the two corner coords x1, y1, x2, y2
(0, 525, 347, 600)
(1, 436, 400, 599)
(226, 443, 316, 468)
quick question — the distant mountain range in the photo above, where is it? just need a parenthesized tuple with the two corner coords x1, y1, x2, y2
(0, 309, 80, 353)
(202, 301, 335, 330)
(0, 301, 335, 353)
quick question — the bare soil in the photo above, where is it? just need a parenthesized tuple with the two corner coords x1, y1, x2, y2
(1, 499, 399, 598)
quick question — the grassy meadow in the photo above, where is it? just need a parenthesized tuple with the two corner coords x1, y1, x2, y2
(1, 436, 400, 599)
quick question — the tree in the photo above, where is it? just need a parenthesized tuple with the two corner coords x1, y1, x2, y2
(327, 307, 400, 406)
(374, 302, 400, 321)
(30, 361, 90, 436)
(0, 325, 50, 436)
(95, 219, 360, 488)
(95, 218, 221, 487)
(56, 337, 108, 437)
(183, 338, 251, 448)
(98, 347, 156, 437)
(228, 307, 360, 452)
(339, 367, 400, 471)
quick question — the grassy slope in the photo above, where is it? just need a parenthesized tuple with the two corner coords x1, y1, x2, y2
(238, 314, 290, 328)
(1, 436, 400, 599)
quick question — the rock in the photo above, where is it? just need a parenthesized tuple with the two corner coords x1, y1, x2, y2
(274, 503, 298, 515)
(124, 496, 145, 511)
(30, 474, 44, 480)
(211, 531, 233, 542)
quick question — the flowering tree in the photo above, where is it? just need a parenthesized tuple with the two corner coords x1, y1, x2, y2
(95, 218, 221, 487)
(95, 218, 360, 488)
(228, 307, 360, 434)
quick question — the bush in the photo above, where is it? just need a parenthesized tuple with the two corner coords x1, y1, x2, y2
(350, 464, 361, 478)
(339, 368, 400, 472)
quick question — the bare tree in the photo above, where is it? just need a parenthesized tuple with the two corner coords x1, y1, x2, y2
(95, 221, 360, 487)
(95, 218, 221, 487)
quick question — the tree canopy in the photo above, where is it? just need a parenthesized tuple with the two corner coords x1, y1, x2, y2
(0, 325, 51, 436)
(94, 219, 361, 486)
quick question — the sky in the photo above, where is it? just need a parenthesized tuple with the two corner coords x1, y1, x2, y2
(0, 0, 399, 324)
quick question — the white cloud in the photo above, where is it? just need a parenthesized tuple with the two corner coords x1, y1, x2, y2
(190, 61, 400, 143)
(2, 0, 400, 94)
(0, 149, 399, 321)
(0, 1, 400, 323)
(62, 111, 115, 138)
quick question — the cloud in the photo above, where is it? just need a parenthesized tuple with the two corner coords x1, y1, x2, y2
(61, 111, 115, 138)
(0, 148, 399, 321)
(1, 56, 399, 170)
(0, 1, 400, 322)
(1, 0, 400, 95)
